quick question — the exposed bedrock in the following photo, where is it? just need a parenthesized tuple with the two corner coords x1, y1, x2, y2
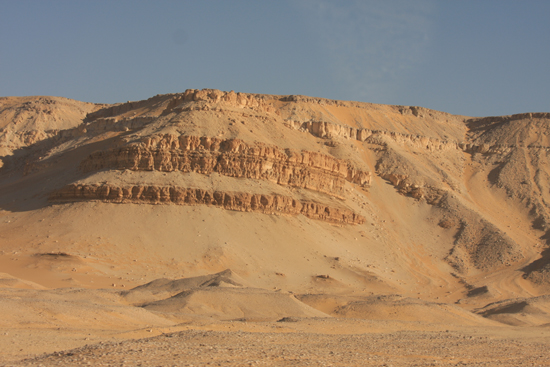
(287, 117, 550, 155)
(287, 119, 460, 152)
(165, 88, 272, 112)
(49, 184, 366, 225)
(378, 173, 446, 206)
(80, 135, 371, 198)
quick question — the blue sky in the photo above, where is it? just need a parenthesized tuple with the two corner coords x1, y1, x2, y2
(1, 0, 548, 117)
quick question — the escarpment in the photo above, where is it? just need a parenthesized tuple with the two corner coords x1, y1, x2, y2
(287, 118, 550, 156)
(164, 88, 273, 112)
(80, 135, 371, 198)
(287, 119, 460, 152)
(49, 183, 366, 225)
(5, 86, 550, 303)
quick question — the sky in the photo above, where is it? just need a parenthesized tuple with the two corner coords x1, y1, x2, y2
(0, 0, 548, 117)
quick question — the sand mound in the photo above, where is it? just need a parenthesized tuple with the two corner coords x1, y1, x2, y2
(298, 294, 493, 326)
(124, 270, 328, 321)
(476, 295, 550, 326)
(142, 287, 328, 321)
(121, 269, 248, 304)
(0, 286, 174, 331)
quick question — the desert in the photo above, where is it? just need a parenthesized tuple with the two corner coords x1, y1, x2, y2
(1, 89, 550, 366)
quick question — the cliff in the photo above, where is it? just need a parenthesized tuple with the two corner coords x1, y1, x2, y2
(50, 183, 366, 225)
(80, 135, 371, 198)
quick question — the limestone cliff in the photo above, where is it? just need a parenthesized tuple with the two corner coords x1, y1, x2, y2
(80, 135, 371, 198)
(50, 183, 366, 225)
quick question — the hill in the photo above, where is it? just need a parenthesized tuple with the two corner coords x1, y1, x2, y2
(1, 89, 549, 364)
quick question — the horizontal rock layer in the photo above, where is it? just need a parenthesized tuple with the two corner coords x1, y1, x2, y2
(287, 118, 550, 155)
(287, 119, 460, 152)
(80, 135, 371, 198)
(50, 184, 366, 225)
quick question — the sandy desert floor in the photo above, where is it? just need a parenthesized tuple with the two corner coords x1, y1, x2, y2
(5, 322, 550, 366)
(2, 269, 550, 366)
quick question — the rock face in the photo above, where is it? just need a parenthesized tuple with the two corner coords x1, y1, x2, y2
(50, 184, 366, 225)
(80, 135, 371, 198)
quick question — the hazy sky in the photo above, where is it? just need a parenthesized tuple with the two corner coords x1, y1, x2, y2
(1, 0, 548, 117)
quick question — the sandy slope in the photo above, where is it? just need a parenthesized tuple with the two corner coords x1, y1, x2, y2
(0, 96, 99, 159)
(1, 90, 550, 364)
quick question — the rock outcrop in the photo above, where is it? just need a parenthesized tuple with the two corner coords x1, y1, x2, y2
(80, 135, 371, 198)
(286, 119, 460, 152)
(287, 117, 550, 156)
(165, 89, 272, 112)
(49, 183, 366, 225)
(378, 173, 445, 205)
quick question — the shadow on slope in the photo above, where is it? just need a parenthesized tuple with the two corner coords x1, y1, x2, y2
(0, 133, 128, 212)
(522, 248, 550, 287)
(476, 295, 550, 326)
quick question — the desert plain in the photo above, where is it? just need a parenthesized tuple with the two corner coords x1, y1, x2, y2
(0, 89, 549, 366)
